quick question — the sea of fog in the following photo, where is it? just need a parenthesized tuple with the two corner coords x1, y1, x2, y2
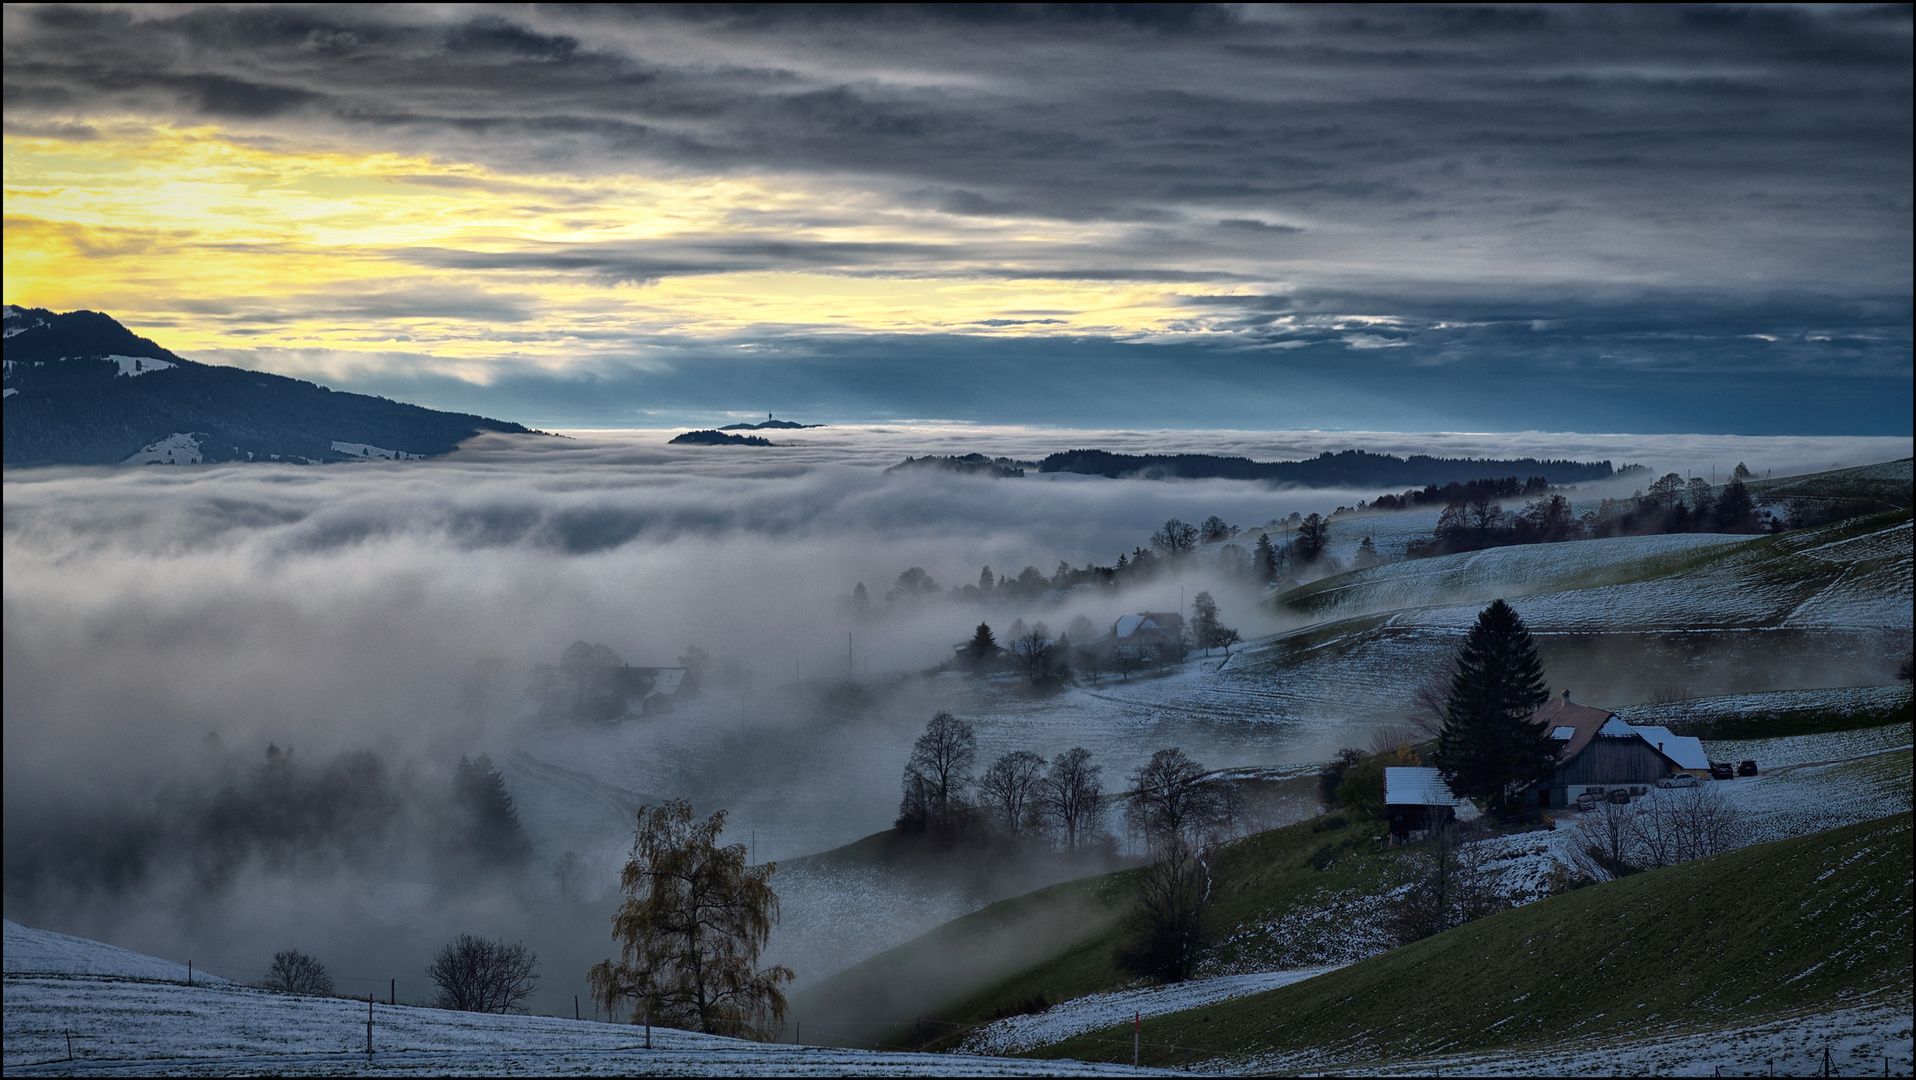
(4, 426, 1906, 1010)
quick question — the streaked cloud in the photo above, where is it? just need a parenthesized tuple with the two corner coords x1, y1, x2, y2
(2, 3, 1908, 431)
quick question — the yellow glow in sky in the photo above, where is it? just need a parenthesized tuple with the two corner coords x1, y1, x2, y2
(4, 124, 1251, 382)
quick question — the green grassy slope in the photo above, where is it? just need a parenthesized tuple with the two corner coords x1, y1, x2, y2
(1615, 685, 1915, 739)
(790, 814, 1405, 1041)
(1029, 812, 1914, 1071)
(1272, 506, 1911, 630)
(1748, 457, 1913, 507)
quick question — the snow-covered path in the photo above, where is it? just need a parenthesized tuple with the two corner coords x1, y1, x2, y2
(958, 966, 1343, 1056)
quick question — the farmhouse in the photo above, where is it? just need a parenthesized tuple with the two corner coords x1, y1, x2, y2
(1103, 611, 1185, 663)
(1384, 767, 1478, 841)
(1523, 691, 1706, 808)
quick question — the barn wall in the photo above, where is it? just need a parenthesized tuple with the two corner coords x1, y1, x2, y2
(1550, 737, 1672, 788)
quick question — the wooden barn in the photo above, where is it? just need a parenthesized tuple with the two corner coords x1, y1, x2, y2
(1384, 767, 1477, 841)
(1524, 691, 1692, 809)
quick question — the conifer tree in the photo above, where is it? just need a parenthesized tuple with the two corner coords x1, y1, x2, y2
(965, 621, 998, 669)
(1253, 532, 1277, 583)
(1433, 600, 1556, 815)
(455, 754, 530, 864)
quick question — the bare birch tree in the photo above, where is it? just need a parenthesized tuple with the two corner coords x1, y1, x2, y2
(589, 800, 791, 1039)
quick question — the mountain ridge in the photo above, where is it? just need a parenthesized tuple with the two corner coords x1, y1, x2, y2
(3, 306, 533, 467)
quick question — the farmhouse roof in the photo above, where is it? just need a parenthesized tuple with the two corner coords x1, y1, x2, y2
(1597, 717, 1709, 770)
(1530, 695, 1617, 763)
(1114, 611, 1182, 640)
(1384, 767, 1472, 808)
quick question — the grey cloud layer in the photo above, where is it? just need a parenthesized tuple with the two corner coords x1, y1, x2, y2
(5, 3, 1910, 429)
(8, 4, 1908, 293)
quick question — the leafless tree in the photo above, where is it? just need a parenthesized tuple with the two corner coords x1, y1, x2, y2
(1393, 822, 1507, 944)
(428, 934, 540, 1014)
(1114, 837, 1210, 982)
(1124, 748, 1235, 848)
(1572, 785, 1746, 880)
(1573, 796, 1639, 880)
(260, 949, 334, 997)
(977, 750, 1048, 836)
(1636, 785, 1745, 864)
(1011, 626, 1057, 686)
(1407, 646, 1461, 740)
(1042, 747, 1104, 851)
(552, 850, 585, 901)
(898, 712, 976, 832)
(1150, 519, 1199, 556)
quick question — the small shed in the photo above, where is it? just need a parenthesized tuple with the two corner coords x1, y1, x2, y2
(1384, 767, 1477, 841)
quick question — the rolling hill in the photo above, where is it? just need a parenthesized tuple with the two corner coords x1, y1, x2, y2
(2, 306, 532, 467)
(1025, 812, 1913, 1073)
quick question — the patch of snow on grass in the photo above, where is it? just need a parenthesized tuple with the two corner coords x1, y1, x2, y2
(331, 441, 424, 461)
(106, 354, 177, 377)
(958, 967, 1343, 1056)
(122, 433, 204, 465)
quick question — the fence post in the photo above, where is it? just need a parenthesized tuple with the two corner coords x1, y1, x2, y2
(390, 979, 395, 1006)
(186, 960, 192, 986)
(1134, 1010, 1139, 1068)
(366, 994, 373, 1058)
(645, 1017, 651, 1050)
(66, 1029, 73, 1061)
(575, 995, 579, 1021)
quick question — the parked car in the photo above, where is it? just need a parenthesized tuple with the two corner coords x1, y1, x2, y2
(1576, 792, 1600, 811)
(1738, 760, 1759, 777)
(1607, 788, 1632, 804)
(1657, 773, 1701, 789)
(1709, 762, 1736, 780)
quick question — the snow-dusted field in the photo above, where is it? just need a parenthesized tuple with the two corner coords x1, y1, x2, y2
(1247, 999, 1914, 1077)
(1465, 722, 1913, 901)
(1288, 516, 1913, 635)
(957, 967, 1343, 1057)
(1613, 684, 1912, 730)
(2, 922, 1168, 1077)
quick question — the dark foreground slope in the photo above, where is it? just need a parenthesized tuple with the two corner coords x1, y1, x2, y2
(1031, 812, 1914, 1072)
(2, 306, 531, 466)
(791, 813, 1401, 1043)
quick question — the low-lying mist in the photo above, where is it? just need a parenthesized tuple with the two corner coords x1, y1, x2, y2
(4, 426, 1902, 1012)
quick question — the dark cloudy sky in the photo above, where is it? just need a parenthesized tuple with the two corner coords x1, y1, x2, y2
(4, 3, 1910, 433)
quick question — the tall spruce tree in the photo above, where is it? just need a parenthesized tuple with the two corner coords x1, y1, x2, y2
(1253, 533, 1277, 583)
(1433, 599, 1556, 814)
(965, 622, 998, 668)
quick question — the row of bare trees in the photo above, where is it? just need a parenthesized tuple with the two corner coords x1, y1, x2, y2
(1572, 784, 1746, 880)
(896, 712, 1108, 849)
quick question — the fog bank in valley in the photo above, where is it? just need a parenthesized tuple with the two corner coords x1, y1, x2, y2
(4, 426, 1904, 1010)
